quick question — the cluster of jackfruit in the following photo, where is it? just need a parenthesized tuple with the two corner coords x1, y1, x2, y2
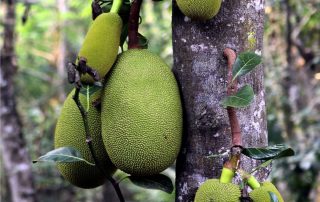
(54, 3, 183, 189)
(194, 166, 284, 202)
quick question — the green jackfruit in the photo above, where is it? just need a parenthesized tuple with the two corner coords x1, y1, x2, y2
(54, 89, 116, 189)
(78, 12, 122, 84)
(101, 49, 182, 176)
(250, 182, 284, 202)
(176, 0, 222, 20)
(194, 179, 241, 202)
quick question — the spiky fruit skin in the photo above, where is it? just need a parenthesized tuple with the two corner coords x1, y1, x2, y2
(250, 182, 284, 202)
(54, 89, 116, 189)
(78, 12, 122, 84)
(176, 0, 222, 21)
(194, 179, 241, 202)
(101, 49, 182, 176)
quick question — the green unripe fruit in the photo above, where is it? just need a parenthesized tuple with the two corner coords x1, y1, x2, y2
(78, 12, 122, 84)
(54, 89, 116, 188)
(101, 49, 183, 176)
(176, 0, 222, 20)
(250, 182, 284, 202)
(194, 179, 241, 202)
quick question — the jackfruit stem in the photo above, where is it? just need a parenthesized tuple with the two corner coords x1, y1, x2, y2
(72, 88, 125, 202)
(110, 0, 123, 14)
(239, 170, 261, 190)
(247, 175, 261, 190)
(128, 0, 143, 49)
(223, 48, 242, 147)
(220, 167, 235, 183)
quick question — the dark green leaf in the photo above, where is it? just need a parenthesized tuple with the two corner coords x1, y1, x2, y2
(129, 174, 174, 193)
(269, 192, 279, 202)
(221, 85, 254, 108)
(232, 52, 262, 81)
(33, 147, 95, 166)
(242, 144, 295, 160)
(138, 33, 148, 49)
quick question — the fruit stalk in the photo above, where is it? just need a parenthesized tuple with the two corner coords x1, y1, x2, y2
(73, 88, 125, 202)
(110, 0, 123, 14)
(128, 0, 143, 49)
(223, 48, 242, 147)
(72, 88, 96, 160)
(106, 176, 125, 202)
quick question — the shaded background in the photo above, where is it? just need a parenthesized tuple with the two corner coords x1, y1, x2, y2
(0, 0, 319, 201)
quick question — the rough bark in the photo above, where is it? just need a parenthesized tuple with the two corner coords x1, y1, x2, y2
(172, 0, 268, 201)
(0, 1, 37, 202)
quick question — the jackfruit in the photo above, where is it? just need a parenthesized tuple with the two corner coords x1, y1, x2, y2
(54, 89, 116, 188)
(194, 179, 241, 202)
(176, 0, 222, 20)
(78, 12, 122, 84)
(101, 49, 182, 176)
(250, 182, 284, 202)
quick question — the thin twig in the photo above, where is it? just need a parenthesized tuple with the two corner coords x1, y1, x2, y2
(128, 0, 143, 49)
(69, 59, 125, 201)
(107, 176, 125, 202)
(223, 48, 242, 148)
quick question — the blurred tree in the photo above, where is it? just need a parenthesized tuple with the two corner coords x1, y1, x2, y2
(172, 0, 268, 201)
(264, 0, 320, 201)
(0, 0, 37, 202)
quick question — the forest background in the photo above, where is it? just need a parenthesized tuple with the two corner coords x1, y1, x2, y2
(0, 0, 319, 201)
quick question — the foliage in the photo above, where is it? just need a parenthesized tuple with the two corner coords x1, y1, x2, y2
(1, 0, 319, 201)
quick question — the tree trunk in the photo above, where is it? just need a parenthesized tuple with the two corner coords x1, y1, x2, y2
(172, 0, 268, 201)
(0, 1, 37, 202)
(55, 0, 67, 102)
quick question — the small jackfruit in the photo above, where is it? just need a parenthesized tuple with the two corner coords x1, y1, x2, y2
(54, 89, 116, 188)
(176, 0, 222, 20)
(101, 49, 182, 176)
(78, 12, 122, 84)
(250, 182, 284, 202)
(194, 179, 241, 202)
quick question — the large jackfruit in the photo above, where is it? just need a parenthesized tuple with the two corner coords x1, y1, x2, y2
(54, 89, 116, 188)
(101, 49, 182, 176)
(194, 179, 241, 202)
(176, 0, 222, 20)
(250, 182, 284, 202)
(78, 12, 122, 84)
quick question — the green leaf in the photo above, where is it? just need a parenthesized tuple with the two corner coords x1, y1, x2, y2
(129, 174, 174, 193)
(221, 85, 254, 108)
(242, 144, 295, 160)
(33, 147, 95, 166)
(232, 52, 262, 81)
(138, 33, 148, 49)
(80, 84, 102, 96)
(269, 191, 279, 202)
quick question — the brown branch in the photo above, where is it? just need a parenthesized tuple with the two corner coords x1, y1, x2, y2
(128, 0, 143, 49)
(223, 48, 242, 148)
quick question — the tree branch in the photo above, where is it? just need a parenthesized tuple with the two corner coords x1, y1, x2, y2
(223, 48, 242, 148)
(128, 0, 143, 49)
